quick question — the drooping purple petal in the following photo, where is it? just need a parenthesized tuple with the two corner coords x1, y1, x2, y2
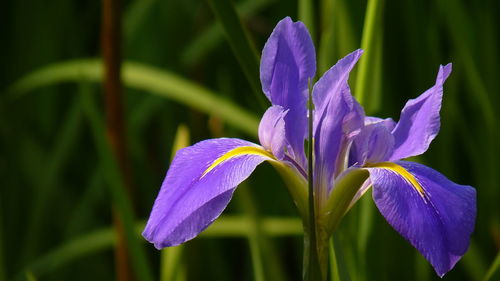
(364, 116, 396, 131)
(258, 105, 288, 160)
(368, 161, 476, 277)
(390, 64, 452, 161)
(313, 50, 364, 187)
(143, 138, 274, 248)
(260, 17, 316, 164)
(350, 122, 394, 166)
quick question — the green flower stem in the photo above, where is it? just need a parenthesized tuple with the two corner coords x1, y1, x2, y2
(304, 81, 323, 281)
(160, 246, 185, 281)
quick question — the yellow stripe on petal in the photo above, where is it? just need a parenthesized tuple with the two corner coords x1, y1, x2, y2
(365, 162, 427, 199)
(201, 146, 275, 177)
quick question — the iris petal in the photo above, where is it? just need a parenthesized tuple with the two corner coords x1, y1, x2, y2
(368, 161, 476, 277)
(258, 105, 288, 160)
(260, 17, 316, 164)
(390, 64, 452, 161)
(143, 138, 274, 248)
(312, 50, 364, 186)
(312, 49, 363, 116)
(350, 122, 394, 166)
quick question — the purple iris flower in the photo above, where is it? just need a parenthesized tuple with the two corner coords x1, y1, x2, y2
(143, 17, 476, 277)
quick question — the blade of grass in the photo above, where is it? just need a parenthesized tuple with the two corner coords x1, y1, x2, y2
(16, 216, 301, 279)
(7, 59, 259, 136)
(181, 0, 275, 67)
(330, 235, 351, 281)
(80, 84, 154, 281)
(484, 250, 500, 281)
(354, 0, 384, 112)
(318, 0, 335, 75)
(204, 216, 303, 237)
(207, 0, 267, 111)
(318, 0, 357, 76)
(333, 0, 357, 58)
(299, 0, 315, 43)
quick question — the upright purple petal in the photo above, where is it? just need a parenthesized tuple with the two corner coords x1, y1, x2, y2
(368, 161, 476, 277)
(258, 105, 288, 159)
(312, 50, 364, 187)
(260, 17, 316, 164)
(313, 49, 363, 116)
(390, 64, 452, 161)
(143, 138, 274, 248)
(260, 17, 316, 103)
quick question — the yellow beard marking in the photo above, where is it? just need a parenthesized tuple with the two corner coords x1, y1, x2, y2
(365, 162, 426, 199)
(201, 146, 275, 177)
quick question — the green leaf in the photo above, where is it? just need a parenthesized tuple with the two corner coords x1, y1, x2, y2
(207, 0, 267, 110)
(7, 59, 259, 136)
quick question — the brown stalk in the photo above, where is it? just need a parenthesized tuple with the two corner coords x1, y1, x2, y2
(101, 0, 135, 280)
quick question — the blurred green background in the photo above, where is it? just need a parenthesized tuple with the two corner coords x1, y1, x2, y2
(0, 0, 498, 280)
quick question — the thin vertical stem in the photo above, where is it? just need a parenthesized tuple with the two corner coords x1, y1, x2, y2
(304, 80, 321, 281)
(101, 0, 134, 280)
